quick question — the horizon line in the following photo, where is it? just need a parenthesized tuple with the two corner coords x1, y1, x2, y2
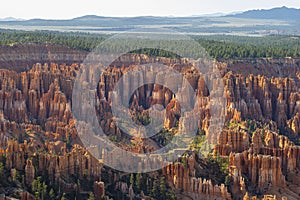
(0, 6, 299, 21)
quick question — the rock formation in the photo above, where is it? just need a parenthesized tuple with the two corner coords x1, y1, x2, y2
(0, 50, 299, 199)
(163, 155, 232, 200)
(94, 181, 105, 200)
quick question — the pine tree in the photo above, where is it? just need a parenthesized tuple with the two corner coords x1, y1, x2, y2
(151, 179, 160, 199)
(0, 162, 4, 178)
(88, 192, 95, 200)
(159, 176, 167, 199)
(49, 188, 55, 200)
(32, 179, 38, 193)
(42, 182, 47, 200)
(146, 178, 151, 195)
(135, 173, 142, 192)
(61, 193, 67, 200)
(130, 173, 135, 186)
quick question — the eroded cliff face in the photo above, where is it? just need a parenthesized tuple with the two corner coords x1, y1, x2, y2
(222, 58, 300, 80)
(0, 140, 102, 187)
(0, 50, 299, 199)
(163, 154, 232, 200)
(223, 72, 299, 135)
(218, 128, 300, 200)
(0, 43, 87, 72)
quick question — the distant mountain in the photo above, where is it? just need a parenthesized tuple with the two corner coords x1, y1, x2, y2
(0, 15, 209, 27)
(1, 7, 300, 36)
(228, 6, 300, 21)
(72, 15, 108, 20)
(0, 17, 24, 21)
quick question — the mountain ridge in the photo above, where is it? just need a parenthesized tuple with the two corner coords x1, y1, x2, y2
(0, 7, 299, 36)
(228, 6, 300, 20)
(1, 6, 299, 21)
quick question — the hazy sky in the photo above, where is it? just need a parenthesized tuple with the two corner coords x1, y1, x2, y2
(1, 0, 300, 19)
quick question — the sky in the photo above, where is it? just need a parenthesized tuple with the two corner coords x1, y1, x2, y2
(1, 0, 300, 19)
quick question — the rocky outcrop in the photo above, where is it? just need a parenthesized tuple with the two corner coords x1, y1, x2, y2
(25, 159, 35, 186)
(249, 129, 300, 174)
(229, 152, 286, 196)
(0, 43, 87, 72)
(163, 155, 232, 200)
(5, 140, 26, 170)
(0, 63, 77, 150)
(223, 58, 300, 80)
(215, 129, 250, 156)
(225, 126, 300, 198)
(0, 140, 103, 192)
(94, 181, 105, 200)
(20, 192, 35, 200)
(224, 72, 299, 134)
